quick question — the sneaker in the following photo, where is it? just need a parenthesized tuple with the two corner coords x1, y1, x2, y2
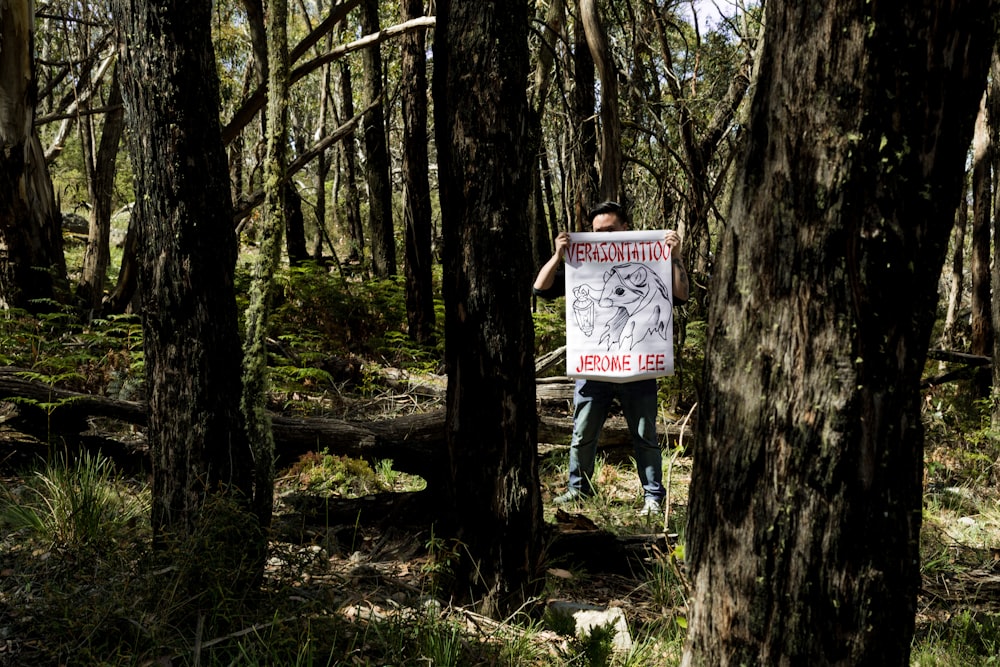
(552, 489, 589, 505)
(639, 497, 663, 517)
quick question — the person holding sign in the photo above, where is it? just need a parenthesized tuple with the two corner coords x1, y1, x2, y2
(533, 201, 689, 517)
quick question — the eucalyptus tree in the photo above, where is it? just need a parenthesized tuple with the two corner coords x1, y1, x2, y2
(111, 0, 260, 582)
(75, 66, 125, 314)
(577, 0, 761, 312)
(990, 56, 1000, 430)
(580, 0, 623, 202)
(527, 0, 564, 270)
(683, 1, 997, 664)
(0, 0, 68, 310)
(337, 48, 366, 263)
(360, 0, 396, 278)
(434, 0, 544, 617)
(971, 92, 992, 397)
(31, 0, 124, 314)
(642, 1, 760, 302)
(400, 0, 435, 344)
(570, 13, 599, 228)
(241, 0, 290, 535)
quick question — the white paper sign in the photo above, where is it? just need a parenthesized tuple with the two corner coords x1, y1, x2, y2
(564, 230, 674, 381)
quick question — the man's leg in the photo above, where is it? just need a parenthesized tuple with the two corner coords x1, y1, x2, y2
(620, 379, 665, 501)
(563, 379, 613, 498)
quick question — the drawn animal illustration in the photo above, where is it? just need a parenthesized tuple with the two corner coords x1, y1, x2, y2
(596, 262, 672, 351)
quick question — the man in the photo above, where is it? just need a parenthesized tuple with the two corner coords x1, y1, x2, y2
(533, 201, 689, 516)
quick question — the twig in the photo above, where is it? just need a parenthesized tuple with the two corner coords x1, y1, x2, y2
(662, 403, 697, 534)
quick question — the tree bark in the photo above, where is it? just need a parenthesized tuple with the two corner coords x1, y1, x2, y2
(988, 49, 1000, 429)
(312, 33, 335, 261)
(970, 89, 992, 397)
(283, 182, 309, 265)
(400, 0, 436, 345)
(103, 217, 138, 314)
(579, 0, 622, 202)
(434, 0, 545, 617)
(240, 0, 290, 546)
(111, 0, 255, 557)
(940, 177, 968, 352)
(570, 14, 598, 229)
(78, 67, 125, 314)
(339, 46, 365, 264)
(360, 0, 397, 278)
(683, 2, 998, 665)
(991, 53, 1000, 430)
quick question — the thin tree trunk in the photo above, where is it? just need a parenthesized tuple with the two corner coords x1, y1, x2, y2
(360, 0, 396, 278)
(579, 0, 622, 202)
(571, 15, 598, 229)
(528, 0, 564, 274)
(941, 176, 969, 353)
(284, 182, 308, 265)
(242, 0, 291, 535)
(400, 0, 435, 344)
(103, 219, 138, 315)
(313, 43, 334, 261)
(78, 67, 125, 314)
(683, 2, 997, 665)
(971, 89, 992, 397)
(339, 53, 365, 264)
(989, 53, 1000, 430)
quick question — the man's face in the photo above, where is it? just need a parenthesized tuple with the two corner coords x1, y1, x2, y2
(591, 212, 628, 233)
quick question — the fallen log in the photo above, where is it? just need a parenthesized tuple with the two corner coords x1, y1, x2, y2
(926, 349, 990, 366)
(0, 368, 693, 482)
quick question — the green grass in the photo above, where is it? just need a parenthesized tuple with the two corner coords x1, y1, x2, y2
(0, 448, 149, 549)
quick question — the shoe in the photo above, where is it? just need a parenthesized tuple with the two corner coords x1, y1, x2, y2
(639, 497, 663, 517)
(552, 489, 589, 505)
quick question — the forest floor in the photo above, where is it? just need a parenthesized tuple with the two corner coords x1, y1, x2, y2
(2, 376, 1000, 664)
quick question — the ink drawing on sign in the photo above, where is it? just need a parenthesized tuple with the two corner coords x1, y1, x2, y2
(565, 230, 674, 382)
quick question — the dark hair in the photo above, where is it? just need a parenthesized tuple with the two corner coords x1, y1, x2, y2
(587, 200, 630, 226)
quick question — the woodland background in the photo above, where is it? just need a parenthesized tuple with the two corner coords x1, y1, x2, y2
(1, 0, 1000, 665)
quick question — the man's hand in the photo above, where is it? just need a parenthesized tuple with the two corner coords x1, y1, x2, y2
(554, 231, 570, 259)
(664, 230, 682, 253)
(664, 230, 689, 302)
(534, 231, 572, 292)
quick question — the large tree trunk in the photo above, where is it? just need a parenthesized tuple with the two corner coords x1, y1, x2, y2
(111, 0, 256, 559)
(433, 0, 544, 618)
(0, 0, 68, 310)
(683, 3, 997, 666)
(400, 0, 435, 345)
(360, 0, 397, 278)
